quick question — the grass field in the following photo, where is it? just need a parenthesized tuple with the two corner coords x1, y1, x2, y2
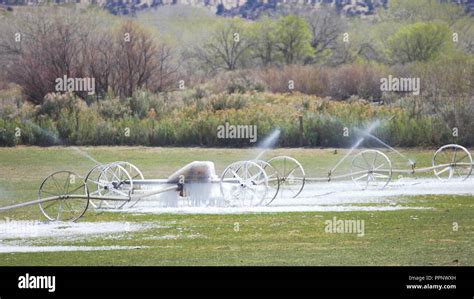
(0, 146, 473, 266)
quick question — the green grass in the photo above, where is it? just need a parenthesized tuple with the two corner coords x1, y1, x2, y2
(0, 146, 473, 265)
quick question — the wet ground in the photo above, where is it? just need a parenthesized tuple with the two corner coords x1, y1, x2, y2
(122, 177, 474, 214)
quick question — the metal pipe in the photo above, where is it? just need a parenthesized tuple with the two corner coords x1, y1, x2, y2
(304, 163, 473, 182)
(391, 163, 473, 174)
(133, 185, 178, 200)
(1, 159, 472, 214)
(0, 185, 179, 213)
(0, 195, 60, 211)
(305, 170, 371, 182)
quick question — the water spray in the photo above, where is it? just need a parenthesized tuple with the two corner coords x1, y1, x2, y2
(353, 128, 415, 166)
(254, 128, 281, 161)
(24, 120, 100, 166)
(329, 119, 381, 174)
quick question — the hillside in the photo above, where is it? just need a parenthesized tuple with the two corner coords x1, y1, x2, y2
(1, 0, 473, 18)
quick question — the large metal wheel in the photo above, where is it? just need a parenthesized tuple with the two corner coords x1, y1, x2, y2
(38, 171, 89, 222)
(220, 161, 269, 207)
(109, 161, 144, 182)
(85, 164, 108, 209)
(432, 144, 473, 181)
(107, 161, 144, 207)
(350, 150, 392, 190)
(85, 162, 133, 209)
(267, 156, 305, 199)
(253, 160, 280, 205)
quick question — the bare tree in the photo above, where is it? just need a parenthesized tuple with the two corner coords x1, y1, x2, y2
(0, 10, 175, 102)
(1, 8, 96, 104)
(197, 19, 253, 72)
(112, 20, 159, 97)
(152, 43, 179, 92)
(84, 30, 115, 98)
(303, 8, 346, 62)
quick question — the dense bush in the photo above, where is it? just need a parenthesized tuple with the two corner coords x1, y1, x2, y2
(250, 63, 388, 100)
(0, 91, 465, 148)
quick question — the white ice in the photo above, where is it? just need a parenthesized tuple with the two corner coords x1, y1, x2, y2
(0, 221, 155, 240)
(0, 221, 160, 254)
(0, 245, 148, 253)
(116, 177, 474, 214)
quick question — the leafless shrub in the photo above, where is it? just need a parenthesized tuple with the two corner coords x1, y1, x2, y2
(0, 9, 177, 103)
(1, 9, 93, 104)
(328, 64, 385, 100)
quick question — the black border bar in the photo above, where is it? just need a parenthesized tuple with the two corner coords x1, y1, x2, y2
(0, 266, 472, 298)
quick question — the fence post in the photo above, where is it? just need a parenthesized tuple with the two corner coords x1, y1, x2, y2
(299, 115, 304, 146)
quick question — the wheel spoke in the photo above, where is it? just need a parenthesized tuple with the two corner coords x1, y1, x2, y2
(455, 153, 468, 163)
(364, 174, 370, 188)
(286, 165, 301, 178)
(90, 190, 102, 196)
(63, 175, 70, 195)
(441, 150, 450, 164)
(51, 175, 64, 194)
(287, 185, 297, 197)
(453, 167, 463, 178)
(361, 152, 371, 168)
(374, 163, 385, 170)
(352, 150, 391, 190)
(110, 188, 128, 197)
(66, 183, 86, 195)
(108, 169, 122, 185)
(373, 173, 389, 179)
(63, 199, 73, 212)
(42, 200, 59, 211)
(249, 170, 262, 182)
(231, 169, 242, 182)
(354, 163, 367, 170)
(57, 199, 64, 220)
(40, 190, 60, 197)
(372, 152, 378, 169)
(93, 179, 109, 187)
(354, 173, 368, 181)
(436, 166, 451, 175)
(451, 147, 457, 163)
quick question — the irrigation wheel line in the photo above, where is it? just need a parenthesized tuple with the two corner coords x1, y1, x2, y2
(267, 144, 473, 195)
(253, 160, 281, 206)
(109, 161, 145, 208)
(350, 149, 393, 190)
(220, 160, 269, 207)
(38, 171, 90, 222)
(85, 162, 134, 210)
(432, 144, 473, 181)
(1, 143, 473, 222)
(0, 170, 181, 222)
(267, 156, 306, 199)
(85, 163, 109, 209)
(226, 159, 280, 206)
